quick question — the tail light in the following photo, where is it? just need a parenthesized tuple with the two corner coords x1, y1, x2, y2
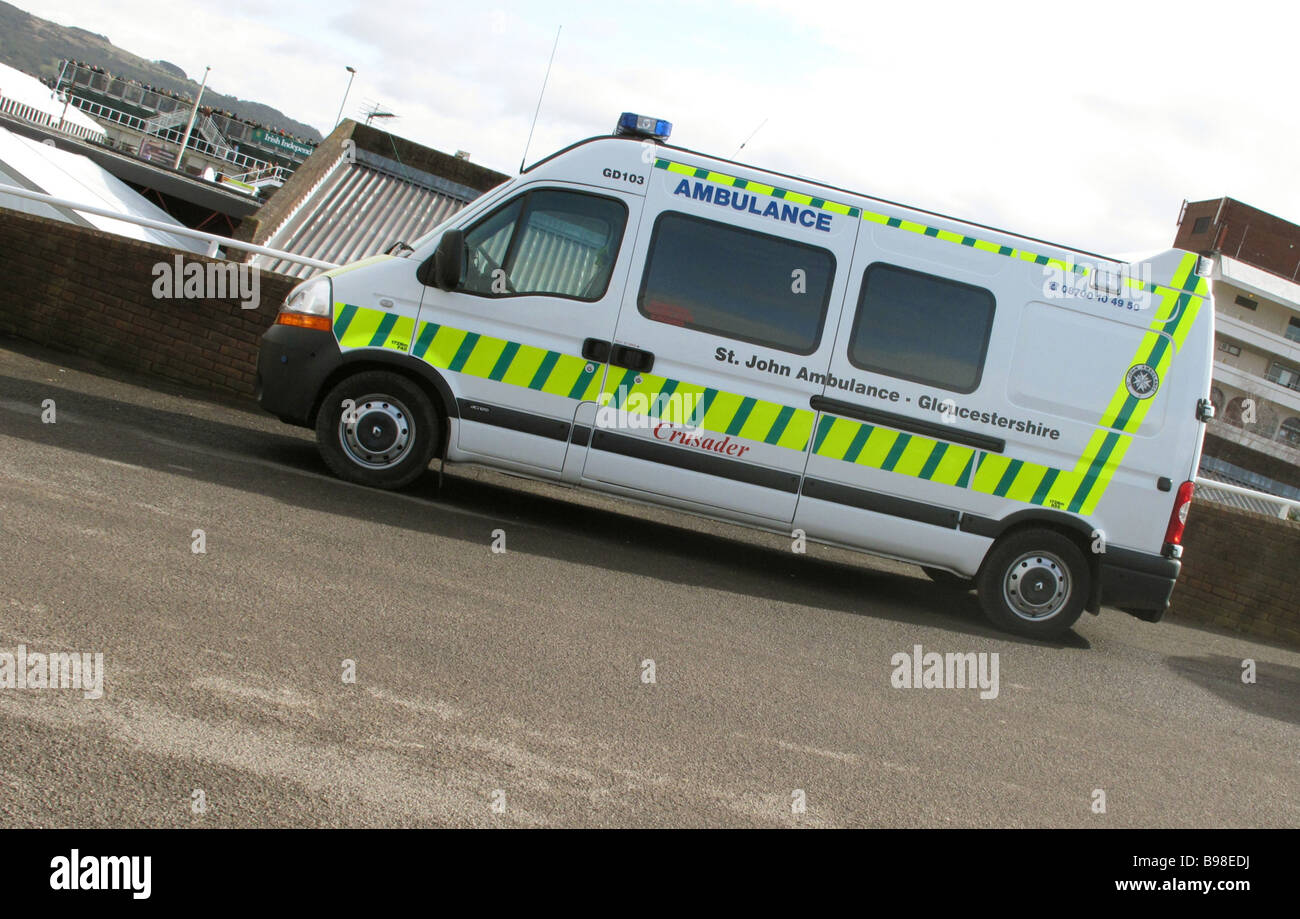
(1163, 480, 1195, 550)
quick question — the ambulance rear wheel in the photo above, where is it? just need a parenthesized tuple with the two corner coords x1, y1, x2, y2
(315, 371, 439, 489)
(976, 528, 1087, 638)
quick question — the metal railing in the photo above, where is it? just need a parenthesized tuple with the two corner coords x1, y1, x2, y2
(0, 92, 105, 143)
(0, 184, 338, 270)
(65, 96, 271, 174)
(1194, 474, 1300, 520)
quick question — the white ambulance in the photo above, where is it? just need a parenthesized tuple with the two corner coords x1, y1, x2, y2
(257, 113, 1215, 639)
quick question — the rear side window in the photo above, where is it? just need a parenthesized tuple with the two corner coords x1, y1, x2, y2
(637, 211, 835, 355)
(461, 189, 627, 300)
(847, 263, 995, 393)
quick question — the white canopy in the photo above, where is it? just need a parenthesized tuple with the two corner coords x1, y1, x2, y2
(0, 124, 205, 253)
(0, 62, 106, 141)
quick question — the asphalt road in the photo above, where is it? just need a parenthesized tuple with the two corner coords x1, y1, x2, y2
(0, 340, 1296, 827)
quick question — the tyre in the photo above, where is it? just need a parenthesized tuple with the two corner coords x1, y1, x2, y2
(921, 566, 974, 591)
(975, 528, 1088, 638)
(314, 371, 440, 489)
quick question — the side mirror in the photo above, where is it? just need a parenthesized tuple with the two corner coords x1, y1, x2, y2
(418, 229, 466, 290)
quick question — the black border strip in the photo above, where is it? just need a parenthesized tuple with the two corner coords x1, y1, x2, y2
(590, 430, 800, 493)
(456, 400, 571, 441)
(811, 395, 1006, 453)
(801, 477, 960, 528)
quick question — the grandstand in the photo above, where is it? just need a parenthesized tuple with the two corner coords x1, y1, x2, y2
(50, 60, 316, 195)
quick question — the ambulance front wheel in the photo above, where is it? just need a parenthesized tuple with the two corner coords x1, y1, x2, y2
(315, 371, 440, 490)
(976, 528, 1088, 639)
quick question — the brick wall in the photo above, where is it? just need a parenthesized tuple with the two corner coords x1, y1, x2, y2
(1175, 196, 1300, 281)
(0, 209, 292, 397)
(1169, 501, 1300, 647)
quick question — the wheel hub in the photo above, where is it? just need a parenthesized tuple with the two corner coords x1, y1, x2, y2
(1003, 552, 1070, 621)
(339, 396, 414, 469)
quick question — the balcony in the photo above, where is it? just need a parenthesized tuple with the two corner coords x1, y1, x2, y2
(1213, 254, 1300, 313)
(1216, 312, 1300, 365)
(1213, 360, 1300, 414)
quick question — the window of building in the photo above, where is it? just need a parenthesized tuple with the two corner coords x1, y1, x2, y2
(1235, 295, 1259, 311)
(637, 211, 835, 355)
(1192, 216, 1211, 235)
(846, 263, 996, 394)
(1266, 362, 1300, 392)
(460, 189, 628, 300)
(1217, 340, 1242, 357)
(1279, 418, 1300, 447)
(1286, 317, 1300, 343)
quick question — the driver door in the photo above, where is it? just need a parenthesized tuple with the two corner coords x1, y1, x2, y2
(414, 182, 641, 476)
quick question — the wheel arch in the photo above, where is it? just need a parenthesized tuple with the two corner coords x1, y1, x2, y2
(965, 509, 1103, 613)
(311, 350, 458, 459)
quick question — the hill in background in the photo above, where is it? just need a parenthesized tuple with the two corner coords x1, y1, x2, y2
(0, 0, 322, 142)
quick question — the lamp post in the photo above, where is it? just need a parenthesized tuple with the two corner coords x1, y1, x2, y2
(173, 64, 210, 171)
(334, 66, 357, 129)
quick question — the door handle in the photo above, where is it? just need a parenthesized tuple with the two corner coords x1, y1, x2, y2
(582, 338, 611, 363)
(611, 344, 654, 373)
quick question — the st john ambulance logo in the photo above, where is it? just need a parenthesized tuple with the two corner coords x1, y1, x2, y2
(1125, 363, 1160, 399)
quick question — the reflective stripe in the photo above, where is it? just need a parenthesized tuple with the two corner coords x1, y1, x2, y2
(654, 157, 1085, 273)
(334, 303, 815, 452)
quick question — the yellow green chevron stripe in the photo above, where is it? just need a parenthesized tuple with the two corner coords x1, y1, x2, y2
(1061, 253, 1207, 514)
(655, 159, 862, 219)
(811, 416, 977, 487)
(654, 157, 1085, 274)
(597, 366, 815, 450)
(333, 302, 814, 451)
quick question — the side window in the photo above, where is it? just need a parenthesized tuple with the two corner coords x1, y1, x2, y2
(847, 263, 995, 394)
(461, 189, 627, 300)
(637, 212, 835, 355)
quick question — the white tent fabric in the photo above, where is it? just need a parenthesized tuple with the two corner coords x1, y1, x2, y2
(0, 125, 204, 253)
(0, 62, 106, 141)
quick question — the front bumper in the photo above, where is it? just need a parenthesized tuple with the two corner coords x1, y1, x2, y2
(1098, 548, 1181, 622)
(255, 323, 342, 427)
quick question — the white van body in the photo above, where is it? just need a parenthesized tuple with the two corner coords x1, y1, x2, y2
(257, 127, 1215, 638)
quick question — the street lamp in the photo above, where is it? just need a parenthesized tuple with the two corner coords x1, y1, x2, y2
(334, 66, 357, 129)
(173, 65, 210, 171)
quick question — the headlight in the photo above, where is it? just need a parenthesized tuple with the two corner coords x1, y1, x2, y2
(276, 277, 333, 330)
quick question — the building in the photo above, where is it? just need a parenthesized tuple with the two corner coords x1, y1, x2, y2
(0, 123, 204, 253)
(52, 60, 314, 194)
(1175, 197, 1300, 496)
(0, 61, 105, 143)
(240, 119, 508, 278)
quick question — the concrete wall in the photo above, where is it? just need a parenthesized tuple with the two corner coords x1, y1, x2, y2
(3, 206, 1298, 648)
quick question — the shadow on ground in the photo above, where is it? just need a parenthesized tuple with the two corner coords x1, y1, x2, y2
(0, 363, 1090, 649)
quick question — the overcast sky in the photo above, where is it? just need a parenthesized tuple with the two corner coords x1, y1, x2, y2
(29, 0, 1300, 256)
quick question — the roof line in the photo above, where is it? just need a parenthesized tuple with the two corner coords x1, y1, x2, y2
(526, 134, 1118, 264)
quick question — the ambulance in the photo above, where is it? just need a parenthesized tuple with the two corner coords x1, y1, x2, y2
(256, 113, 1216, 639)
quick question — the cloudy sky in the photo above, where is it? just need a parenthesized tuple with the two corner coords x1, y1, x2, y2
(30, 0, 1299, 256)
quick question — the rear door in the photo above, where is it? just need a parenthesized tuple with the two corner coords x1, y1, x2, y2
(579, 158, 859, 526)
(413, 182, 641, 476)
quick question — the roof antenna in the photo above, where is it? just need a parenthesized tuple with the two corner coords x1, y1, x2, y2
(732, 117, 767, 159)
(520, 25, 562, 173)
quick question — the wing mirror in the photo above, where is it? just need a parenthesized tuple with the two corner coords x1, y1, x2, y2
(418, 229, 466, 290)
